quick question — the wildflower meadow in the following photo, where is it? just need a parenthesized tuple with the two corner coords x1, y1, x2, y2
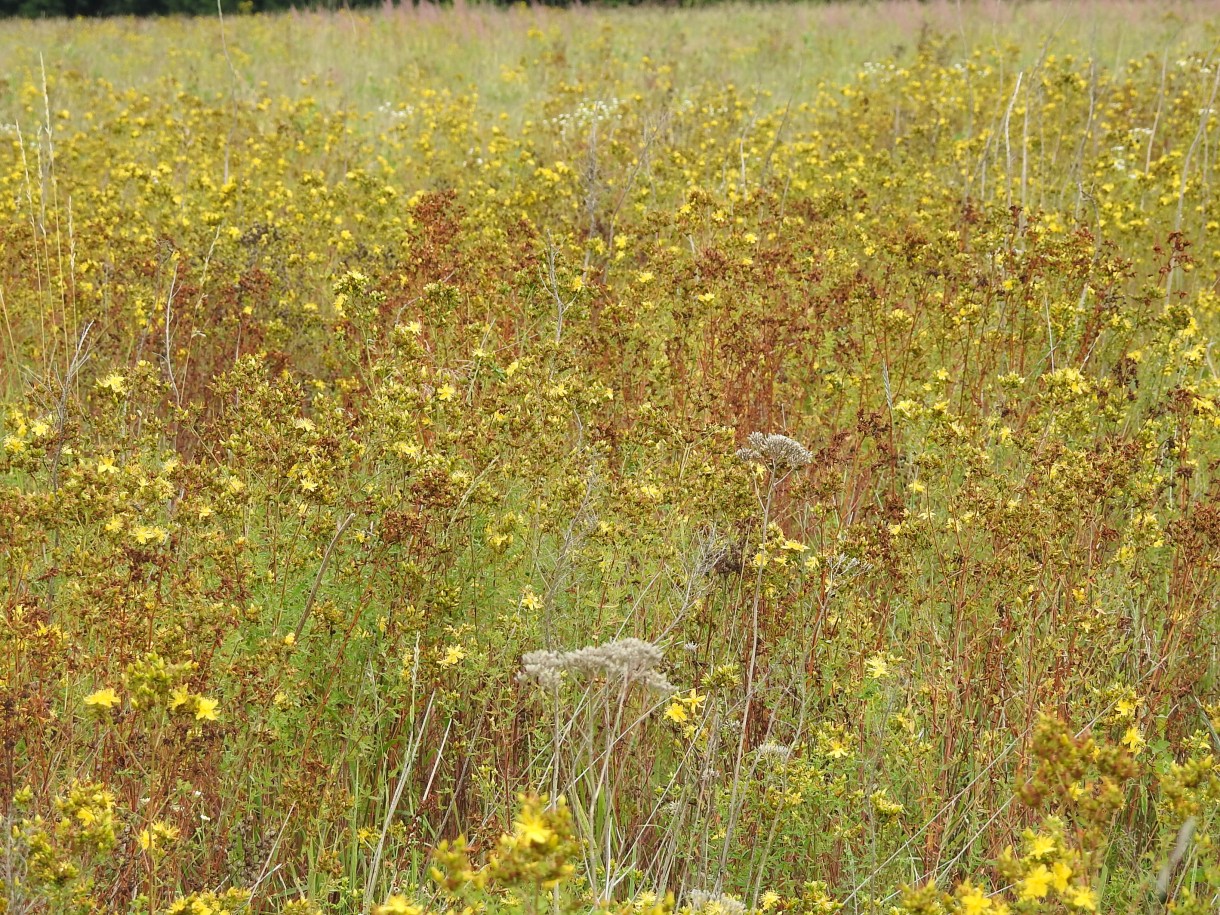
(2, 2, 1220, 913)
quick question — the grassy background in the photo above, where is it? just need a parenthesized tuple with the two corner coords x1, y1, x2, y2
(3, 2, 1220, 112)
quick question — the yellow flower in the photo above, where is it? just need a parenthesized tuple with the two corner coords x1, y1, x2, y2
(956, 882, 992, 915)
(681, 689, 706, 711)
(130, 525, 168, 546)
(664, 702, 689, 724)
(373, 896, 423, 915)
(169, 686, 192, 711)
(439, 645, 466, 667)
(824, 738, 850, 760)
(514, 807, 554, 846)
(1064, 885, 1098, 911)
(1051, 861, 1073, 893)
(1018, 864, 1052, 902)
(1121, 725, 1145, 755)
(865, 655, 891, 680)
(96, 372, 129, 395)
(84, 688, 121, 710)
(1113, 695, 1139, 719)
(139, 821, 181, 854)
(194, 696, 220, 721)
(1023, 832, 1056, 861)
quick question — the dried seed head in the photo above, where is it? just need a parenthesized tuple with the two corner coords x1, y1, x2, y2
(519, 637, 673, 692)
(519, 649, 568, 689)
(754, 741, 792, 761)
(688, 890, 747, 915)
(737, 432, 811, 470)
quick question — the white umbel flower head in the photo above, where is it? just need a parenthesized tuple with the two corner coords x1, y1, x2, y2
(520, 637, 673, 693)
(688, 890, 747, 915)
(736, 432, 812, 471)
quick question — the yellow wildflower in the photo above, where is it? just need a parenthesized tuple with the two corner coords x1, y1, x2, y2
(865, 655, 891, 680)
(130, 525, 168, 546)
(1023, 833, 1056, 861)
(374, 896, 423, 915)
(514, 807, 554, 846)
(169, 686, 192, 711)
(1064, 885, 1098, 911)
(84, 688, 121, 710)
(1018, 864, 1052, 902)
(1121, 725, 1145, 755)
(956, 882, 992, 915)
(139, 821, 181, 854)
(1113, 695, 1139, 719)
(664, 702, 689, 724)
(1051, 861, 1073, 893)
(97, 372, 129, 395)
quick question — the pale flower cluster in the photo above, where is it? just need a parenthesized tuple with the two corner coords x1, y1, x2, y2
(687, 890, 747, 915)
(520, 637, 673, 692)
(735, 432, 812, 470)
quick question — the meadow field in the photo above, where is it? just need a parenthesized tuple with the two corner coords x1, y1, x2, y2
(3, 1, 1220, 912)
